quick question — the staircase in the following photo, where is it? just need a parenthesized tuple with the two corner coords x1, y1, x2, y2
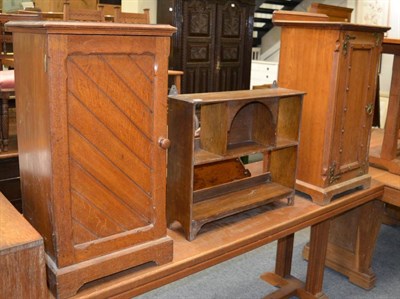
(253, 0, 303, 46)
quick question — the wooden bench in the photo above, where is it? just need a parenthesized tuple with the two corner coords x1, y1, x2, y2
(0, 192, 47, 298)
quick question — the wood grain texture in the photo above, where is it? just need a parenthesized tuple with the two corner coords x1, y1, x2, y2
(167, 89, 303, 240)
(274, 16, 388, 203)
(0, 193, 47, 299)
(8, 22, 175, 298)
(67, 178, 384, 298)
(304, 199, 383, 290)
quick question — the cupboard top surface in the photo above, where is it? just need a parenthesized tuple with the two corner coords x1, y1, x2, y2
(273, 20, 389, 32)
(0, 193, 42, 251)
(168, 88, 305, 104)
(6, 21, 176, 36)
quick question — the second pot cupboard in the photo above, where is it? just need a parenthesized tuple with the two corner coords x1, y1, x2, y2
(274, 16, 389, 205)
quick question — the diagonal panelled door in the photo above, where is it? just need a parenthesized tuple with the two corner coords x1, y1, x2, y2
(66, 53, 159, 262)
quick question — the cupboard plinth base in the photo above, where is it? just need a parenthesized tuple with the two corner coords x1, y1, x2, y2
(46, 237, 173, 299)
(295, 174, 371, 205)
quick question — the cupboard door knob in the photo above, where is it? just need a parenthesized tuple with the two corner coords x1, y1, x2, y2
(158, 138, 171, 149)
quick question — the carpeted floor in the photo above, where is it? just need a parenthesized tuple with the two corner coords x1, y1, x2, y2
(136, 224, 400, 299)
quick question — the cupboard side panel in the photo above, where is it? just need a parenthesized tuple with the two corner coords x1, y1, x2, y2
(13, 33, 57, 261)
(278, 27, 338, 187)
(47, 34, 76, 267)
(152, 36, 172, 238)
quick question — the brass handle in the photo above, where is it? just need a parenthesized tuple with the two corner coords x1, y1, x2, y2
(366, 103, 374, 115)
(158, 138, 171, 149)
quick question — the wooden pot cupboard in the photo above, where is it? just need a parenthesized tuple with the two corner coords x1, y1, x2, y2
(7, 21, 176, 298)
(167, 88, 304, 240)
(157, 0, 255, 94)
(273, 13, 389, 205)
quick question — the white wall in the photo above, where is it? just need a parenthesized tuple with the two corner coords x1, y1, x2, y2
(260, 0, 350, 62)
(353, 0, 398, 126)
(122, 0, 157, 23)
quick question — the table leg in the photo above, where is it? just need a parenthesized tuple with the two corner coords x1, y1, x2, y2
(261, 233, 304, 299)
(380, 54, 400, 160)
(262, 220, 331, 299)
(275, 233, 294, 277)
(299, 219, 330, 298)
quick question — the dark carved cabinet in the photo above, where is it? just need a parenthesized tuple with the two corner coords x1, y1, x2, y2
(158, 0, 255, 93)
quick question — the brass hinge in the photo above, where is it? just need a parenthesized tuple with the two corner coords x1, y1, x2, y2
(328, 162, 341, 185)
(343, 34, 356, 56)
(374, 32, 382, 46)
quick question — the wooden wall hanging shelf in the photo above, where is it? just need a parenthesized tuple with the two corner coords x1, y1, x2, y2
(167, 88, 304, 240)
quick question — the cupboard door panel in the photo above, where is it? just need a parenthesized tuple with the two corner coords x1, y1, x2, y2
(331, 34, 378, 180)
(66, 53, 161, 262)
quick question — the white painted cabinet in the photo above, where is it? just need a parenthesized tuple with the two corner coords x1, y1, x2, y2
(250, 60, 278, 88)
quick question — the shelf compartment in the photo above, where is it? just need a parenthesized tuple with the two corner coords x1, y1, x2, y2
(200, 100, 278, 156)
(190, 180, 294, 241)
(193, 182, 293, 219)
(194, 137, 298, 165)
(194, 158, 251, 191)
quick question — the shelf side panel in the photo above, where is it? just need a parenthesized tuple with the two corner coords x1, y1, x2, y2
(167, 99, 195, 230)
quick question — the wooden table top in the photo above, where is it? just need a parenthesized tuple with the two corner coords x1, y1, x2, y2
(369, 166, 400, 191)
(383, 38, 400, 55)
(71, 172, 386, 298)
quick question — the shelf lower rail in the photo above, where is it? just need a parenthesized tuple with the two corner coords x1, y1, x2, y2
(190, 181, 294, 240)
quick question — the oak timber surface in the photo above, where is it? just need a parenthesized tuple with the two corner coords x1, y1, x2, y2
(69, 178, 384, 298)
(0, 192, 47, 298)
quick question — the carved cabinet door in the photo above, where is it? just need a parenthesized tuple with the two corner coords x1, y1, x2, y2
(179, 0, 254, 93)
(181, 0, 216, 93)
(214, 1, 251, 91)
(328, 31, 381, 185)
